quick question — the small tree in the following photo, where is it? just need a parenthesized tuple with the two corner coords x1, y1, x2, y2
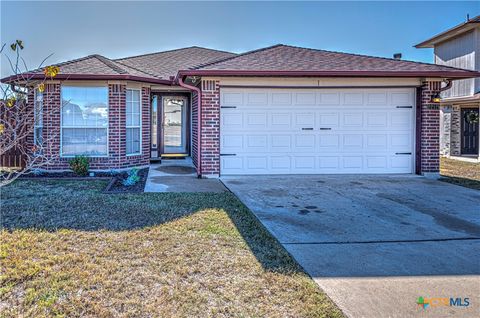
(0, 40, 60, 186)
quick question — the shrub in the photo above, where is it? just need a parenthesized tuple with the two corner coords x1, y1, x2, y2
(69, 156, 89, 176)
(122, 168, 140, 186)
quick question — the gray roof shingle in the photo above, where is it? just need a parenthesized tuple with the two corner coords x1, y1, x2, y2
(194, 44, 474, 74)
(115, 46, 237, 79)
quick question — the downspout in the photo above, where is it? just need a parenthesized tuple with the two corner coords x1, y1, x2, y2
(440, 79, 453, 92)
(178, 76, 202, 177)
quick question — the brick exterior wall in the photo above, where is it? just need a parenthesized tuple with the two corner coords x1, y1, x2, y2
(30, 78, 447, 176)
(419, 81, 442, 174)
(36, 82, 150, 171)
(199, 80, 220, 176)
(191, 91, 199, 170)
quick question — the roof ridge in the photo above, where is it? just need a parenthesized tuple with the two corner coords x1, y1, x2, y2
(114, 60, 161, 79)
(93, 54, 128, 74)
(29, 54, 98, 73)
(192, 44, 284, 70)
(278, 44, 476, 72)
(115, 46, 236, 61)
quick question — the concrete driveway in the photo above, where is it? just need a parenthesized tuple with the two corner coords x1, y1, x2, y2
(221, 175, 480, 318)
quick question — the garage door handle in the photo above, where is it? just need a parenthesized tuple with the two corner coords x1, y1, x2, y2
(396, 106, 413, 109)
(395, 152, 412, 155)
(302, 128, 314, 130)
(220, 153, 236, 156)
(319, 128, 332, 130)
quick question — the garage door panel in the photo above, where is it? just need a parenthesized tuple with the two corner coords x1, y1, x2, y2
(222, 112, 243, 128)
(342, 134, 363, 148)
(271, 135, 292, 149)
(247, 92, 268, 105)
(294, 134, 316, 151)
(222, 92, 244, 106)
(270, 113, 292, 129)
(294, 156, 316, 170)
(343, 113, 364, 127)
(366, 156, 388, 169)
(366, 112, 388, 128)
(366, 135, 388, 149)
(343, 156, 363, 169)
(318, 156, 340, 169)
(221, 135, 243, 152)
(271, 92, 292, 105)
(246, 135, 267, 149)
(271, 156, 291, 170)
(367, 92, 388, 105)
(318, 92, 340, 105)
(295, 113, 315, 127)
(319, 135, 340, 148)
(246, 113, 267, 128)
(391, 92, 414, 106)
(319, 113, 340, 127)
(294, 92, 316, 105)
(343, 92, 364, 105)
(220, 88, 414, 175)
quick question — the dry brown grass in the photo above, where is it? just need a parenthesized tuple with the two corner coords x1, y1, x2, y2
(0, 180, 343, 318)
(440, 157, 480, 190)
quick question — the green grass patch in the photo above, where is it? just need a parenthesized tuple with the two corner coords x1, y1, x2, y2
(0, 180, 343, 317)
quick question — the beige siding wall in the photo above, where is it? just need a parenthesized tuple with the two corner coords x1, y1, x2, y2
(434, 29, 478, 98)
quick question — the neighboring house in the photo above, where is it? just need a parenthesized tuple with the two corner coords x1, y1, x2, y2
(416, 15, 480, 161)
(1, 44, 479, 177)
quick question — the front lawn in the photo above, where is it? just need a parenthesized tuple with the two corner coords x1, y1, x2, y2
(440, 157, 480, 190)
(0, 180, 343, 318)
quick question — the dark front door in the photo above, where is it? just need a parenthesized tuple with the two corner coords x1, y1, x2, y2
(461, 108, 479, 155)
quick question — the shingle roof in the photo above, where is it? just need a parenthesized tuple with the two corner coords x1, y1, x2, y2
(192, 44, 475, 75)
(115, 46, 237, 79)
(30, 54, 156, 79)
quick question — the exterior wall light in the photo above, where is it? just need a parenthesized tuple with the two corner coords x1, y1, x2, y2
(430, 93, 441, 103)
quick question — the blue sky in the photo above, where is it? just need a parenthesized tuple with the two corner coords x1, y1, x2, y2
(1, 1, 479, 76)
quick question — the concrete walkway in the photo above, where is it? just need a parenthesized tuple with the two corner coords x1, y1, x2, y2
(222, 175, 480, 318)
(144, 158, 227, 193)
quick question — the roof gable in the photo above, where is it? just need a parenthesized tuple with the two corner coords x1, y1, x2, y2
(415, 15, 480, 48)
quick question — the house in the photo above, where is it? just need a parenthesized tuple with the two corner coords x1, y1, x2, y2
(416, 15, 480, 161)
(2, 44, 479, 177)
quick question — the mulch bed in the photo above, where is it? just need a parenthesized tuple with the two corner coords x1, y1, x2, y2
(18, 168, 149, 193)
(20, 171, 112, 179)
(104, 168, 149, 193)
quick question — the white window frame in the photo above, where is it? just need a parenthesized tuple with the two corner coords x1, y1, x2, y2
(33, 89, 43, 147)
(60, 85, 109, 158)
(126, 88, 142, 156)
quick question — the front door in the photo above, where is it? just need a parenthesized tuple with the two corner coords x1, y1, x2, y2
(461, 108, 479, 155)
(162, 96, 188, 154)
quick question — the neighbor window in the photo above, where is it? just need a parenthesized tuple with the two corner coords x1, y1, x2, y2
(61, 86, 108, 156)
(34, 89, 43, 147)
(126, 89, 141, 155)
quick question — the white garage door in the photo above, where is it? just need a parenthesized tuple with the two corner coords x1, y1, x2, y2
(220, 88, 415, 175)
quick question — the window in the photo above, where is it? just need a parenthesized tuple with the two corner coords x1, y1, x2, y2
(126, 89, 141, 155)
(34, 89, 43, 147)
(61, 86, 108, 156)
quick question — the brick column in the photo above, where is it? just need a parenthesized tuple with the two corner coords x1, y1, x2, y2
(200, 80, 220, 177)
(419, 80, 442, 176)
(108, 83, 126, 168)
(42, 83, 62, 169)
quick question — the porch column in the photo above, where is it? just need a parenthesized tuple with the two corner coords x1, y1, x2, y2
(200, 79, 220, 177)
(419, 80, 442, 177)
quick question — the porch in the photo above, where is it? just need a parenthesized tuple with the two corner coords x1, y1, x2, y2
(144, 157, 226, 193)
